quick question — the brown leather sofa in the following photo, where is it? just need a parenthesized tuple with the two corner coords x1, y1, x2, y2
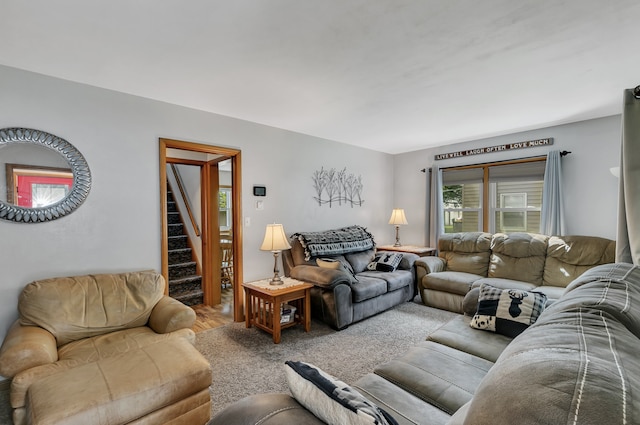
(0, 270, 212, 425)
(416, 232, 616, 313)
(208, 262, 639, 424)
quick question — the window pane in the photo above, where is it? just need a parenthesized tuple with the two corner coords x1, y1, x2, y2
(443, 183, 481, 233)
(443, 183, 481, 208)
(494, 210, 541, 233)
(462, 184, 481, 208)
(496, 181, 542, 208)
(460, 211, 481, 232)
(443, 210, 481, 233)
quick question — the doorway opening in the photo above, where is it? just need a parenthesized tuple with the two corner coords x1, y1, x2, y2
(159, 138, 243, 324)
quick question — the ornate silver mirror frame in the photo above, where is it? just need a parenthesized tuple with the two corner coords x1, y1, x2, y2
(0, 128, 91, 223)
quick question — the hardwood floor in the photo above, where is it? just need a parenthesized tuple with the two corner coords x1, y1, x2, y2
(191, 287, 235, 333)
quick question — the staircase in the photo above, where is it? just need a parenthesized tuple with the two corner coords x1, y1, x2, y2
(167, 185, 204, 306)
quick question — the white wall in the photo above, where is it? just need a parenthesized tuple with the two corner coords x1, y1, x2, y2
(393, 115, 621, 245)
(0, 65, 394, 344)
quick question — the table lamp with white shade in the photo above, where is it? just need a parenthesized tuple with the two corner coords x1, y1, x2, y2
(388, 209, 408, 247)
(260, 223, 292, 285)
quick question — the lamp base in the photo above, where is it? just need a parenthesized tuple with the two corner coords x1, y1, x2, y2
(269, 275, 284, 285)
(269, 251, 284, 285)
(393, 225, 402, 247)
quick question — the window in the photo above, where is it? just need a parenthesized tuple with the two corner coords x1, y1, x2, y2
(498, 193, 527, 231)
(218, 186, 232, 230)
(442, 168, 483, 233)
(441, 158, 545, 234)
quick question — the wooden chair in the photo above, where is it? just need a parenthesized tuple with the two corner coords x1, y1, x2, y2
(221, 240, 233, 289)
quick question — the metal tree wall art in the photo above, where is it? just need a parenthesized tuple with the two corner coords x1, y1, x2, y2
(312, 167, 364, 208)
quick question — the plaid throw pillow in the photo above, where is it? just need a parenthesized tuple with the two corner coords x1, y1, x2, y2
(470, 283, 547, 338)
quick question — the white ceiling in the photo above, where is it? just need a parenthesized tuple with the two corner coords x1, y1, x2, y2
(2, 1, 639, 154)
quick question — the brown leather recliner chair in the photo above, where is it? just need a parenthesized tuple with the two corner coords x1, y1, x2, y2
(0, 270, 212, 425)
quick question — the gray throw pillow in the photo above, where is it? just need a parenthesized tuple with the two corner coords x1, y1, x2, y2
(316, 257, 358, 283)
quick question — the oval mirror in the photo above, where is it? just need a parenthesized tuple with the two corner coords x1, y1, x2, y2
(0, 128, 91, 223)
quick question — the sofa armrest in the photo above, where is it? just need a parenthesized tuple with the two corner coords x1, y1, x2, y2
(415, 257, 446, 281)
(0, 320, 58, 379)
(209, 393, 325, 425)
(148, 296, 196, 334)
(290, 265, 352, 289)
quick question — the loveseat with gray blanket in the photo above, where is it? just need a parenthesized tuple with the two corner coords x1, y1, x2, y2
(208, 262, 639, 425)
(282, 225, 419, 330)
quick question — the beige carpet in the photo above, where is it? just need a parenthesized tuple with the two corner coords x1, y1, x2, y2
(0, 297, 457, 424)
(196, 296, 457, 417)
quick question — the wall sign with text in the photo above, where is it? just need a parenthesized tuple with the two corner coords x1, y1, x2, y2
(435, 138, 553, 161)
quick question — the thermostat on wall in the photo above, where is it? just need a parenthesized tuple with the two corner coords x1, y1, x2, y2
(253, 185, 266, 196)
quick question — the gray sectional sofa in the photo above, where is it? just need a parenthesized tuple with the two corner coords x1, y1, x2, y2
(416, 232, 615, 313)
(282, 225, 419, 330)
(209, 262, 639, 425)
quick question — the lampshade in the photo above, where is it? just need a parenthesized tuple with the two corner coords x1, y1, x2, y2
(388, 209, 408, 225)
(260, 224, 291, 251)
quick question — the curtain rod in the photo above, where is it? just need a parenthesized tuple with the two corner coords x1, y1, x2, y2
(420, 150, 571, 172)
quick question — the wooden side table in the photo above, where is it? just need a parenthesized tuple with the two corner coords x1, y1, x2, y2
(377, 244, 436, 257)
(242, 278, 313, 343)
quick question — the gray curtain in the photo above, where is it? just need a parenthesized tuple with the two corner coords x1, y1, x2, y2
(539, 150, 565, 235)
(425, 164, 444, 249)
(616, 87, 640, 264)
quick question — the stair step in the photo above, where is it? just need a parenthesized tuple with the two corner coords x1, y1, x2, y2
(168, 223, 184, 237)
(168, 248, 193, 264)
(172, 290, 204, 307)
(168, 235, 188, 250)
(169, 275, 203, 295)
(167, 201, 179, 213)
(167, 212, 181, 224)
(169, 261, 197, 280)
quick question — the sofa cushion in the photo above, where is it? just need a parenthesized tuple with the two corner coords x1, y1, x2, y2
(427, 315, 511, 363)
(345, 248, 376, 274)
(10, 327, 196, 409)
(423, 271, 482, 295)
(488, 232, 548, 285)
(358, 270, 413, 292)
(353, 373, 453, 425)
(543, 235, 616, 287)
(350, 276, 388, 302)
(470, 283, 547, 338)
(530, 285, 565, 301)
(373, 341, 493, 415)
(18, 271, 165, 347)
(284, 361, 398, 425)
(367, 252, 403, 272)
(26, 339, 211, 425)
(438, 232, 492, 276)
(317, 256, 358, 283)
(471, 277, 537, 292)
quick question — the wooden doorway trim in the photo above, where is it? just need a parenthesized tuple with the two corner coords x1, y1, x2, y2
(159, 138, 244, 322)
